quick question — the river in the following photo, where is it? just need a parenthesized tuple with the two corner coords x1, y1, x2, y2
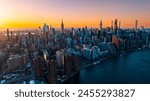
(64, 49, 150, 84)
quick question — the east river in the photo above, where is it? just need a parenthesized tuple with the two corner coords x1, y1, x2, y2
(65, 49, 150, 84)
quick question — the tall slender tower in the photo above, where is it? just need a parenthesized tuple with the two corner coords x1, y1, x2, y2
(111, 20, 113, 31)
(7, 28, 9, 40)
(100, 19, 103, 31)
(61, 20, 64, 34)
(119, 21, 121, 29)
(114, 19, 118, 34)
(135, 20, 138, 29)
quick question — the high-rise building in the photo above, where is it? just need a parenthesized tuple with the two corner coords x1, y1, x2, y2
(33, 55, 43, 80)
(112, 35, 119, 48)
(7, 28, 9, 40)
(7, 55, 24, 71)
(43, 23, 49, 44)
(50, 25, 52, 30)
(7, 56, 19, 70)
(119, 21, 121, 29)
(111, 20, 113, 31)
(47, 60, 57, 84)
(38, 26, 42, 35)
(100, 19, 103, 31)
(135, 20, 138, 29)
(83, 47, 92, 60)
(114, 19, 118, 34)
(72, 55, 80, 71)
(63, 55, 72, 75)
(98, 19, 103, 40)
(61, 20, 64, 34)
(56, 51, 64, 67)
(50, 28, 56, 44)
(43, 23, 49, 33)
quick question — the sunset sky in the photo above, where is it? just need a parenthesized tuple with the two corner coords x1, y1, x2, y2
(0, 0, 150, 29)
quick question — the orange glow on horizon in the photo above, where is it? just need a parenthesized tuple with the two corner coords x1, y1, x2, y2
(0, 0, 150, 29)
(1, 18, 150, 29)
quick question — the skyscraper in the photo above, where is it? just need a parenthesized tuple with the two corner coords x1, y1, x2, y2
(7, 28, 9, 40)
(100, 19, 103, 31)
(63, 55, 72, 75)
(33, 56, 43, 80)
(61, 20, 64, 34)
(72, 55, 80, 71)
(43, 23, 49, 33)
(43, 23, 49, 44)
(135, 20, 138, 29)
(111, 20, 113, 31)
(114, 19, 118, 34)
(119, 21, 121, 29)
(47, 60, 57, 84)
(38, 26, 42, 35)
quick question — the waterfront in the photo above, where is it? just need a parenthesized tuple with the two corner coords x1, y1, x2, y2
(65, 49, 150, 84)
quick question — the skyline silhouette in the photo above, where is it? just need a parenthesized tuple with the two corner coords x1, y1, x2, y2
(0, 0, 150, 29)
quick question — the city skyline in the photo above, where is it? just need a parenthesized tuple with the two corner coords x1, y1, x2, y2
(0, 1, 150, 84)
(0, 0, 150, 29)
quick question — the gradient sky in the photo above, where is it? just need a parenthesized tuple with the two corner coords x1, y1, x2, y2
(0, 0, 150, 29)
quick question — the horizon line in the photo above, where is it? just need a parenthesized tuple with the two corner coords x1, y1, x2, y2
(1, 26, 150, 31)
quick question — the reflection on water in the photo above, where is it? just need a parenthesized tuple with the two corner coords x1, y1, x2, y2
(65, 49, 150, 84)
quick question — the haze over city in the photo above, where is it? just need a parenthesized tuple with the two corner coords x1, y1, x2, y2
(0, 0, 150, 30)
(1, 0, 150, 85)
